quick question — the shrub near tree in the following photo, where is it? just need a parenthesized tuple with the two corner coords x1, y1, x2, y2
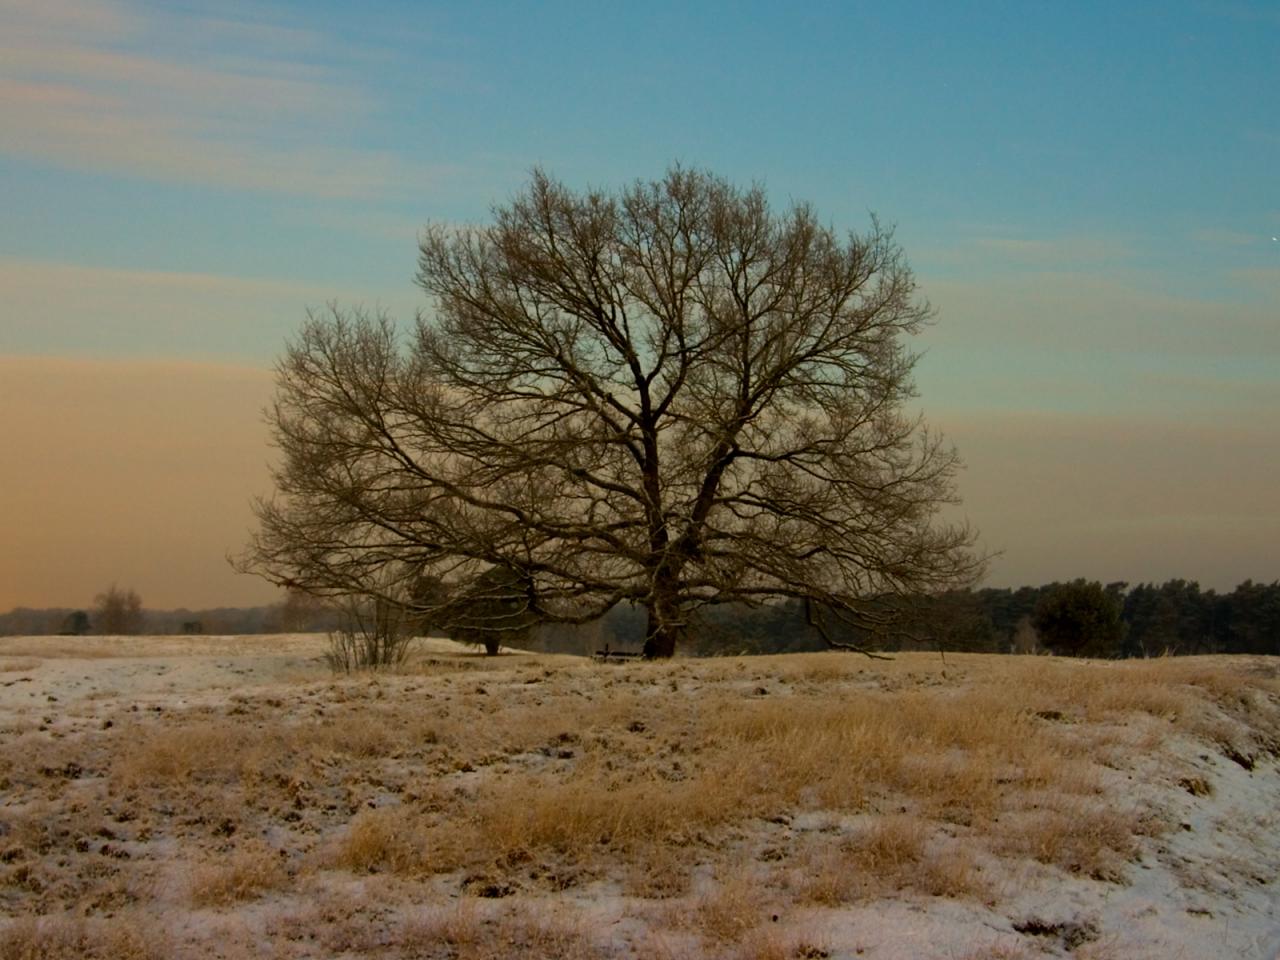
(1032, 580, 1126, 657)
(240, 167, 983, 657)
(413, 563, 537, 656)
(93, 585, 144, 635)
(325, 593, 415, 673)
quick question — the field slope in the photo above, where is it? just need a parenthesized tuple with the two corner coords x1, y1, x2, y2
(1, 635, 1278, 959)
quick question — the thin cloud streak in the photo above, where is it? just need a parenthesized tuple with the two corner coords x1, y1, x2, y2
(969, 233, 1137, 266)
(1190, 227, 1274, 248)
(0, 257, 343, 360)
(916, 230, 1138, 270)
(0, 0, 405, 197)
(924, 270, 1280, 359)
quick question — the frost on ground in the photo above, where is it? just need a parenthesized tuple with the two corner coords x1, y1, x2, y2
(1, 635, 1277, 959)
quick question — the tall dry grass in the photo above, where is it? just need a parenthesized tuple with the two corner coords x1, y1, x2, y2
(2, 645, 1277, 957)
(318, 661, 1198, 884)
(188, 839, 289, 906)
(0, 913, 168, 960)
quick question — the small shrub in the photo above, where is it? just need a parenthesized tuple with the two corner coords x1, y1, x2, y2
(326, 596, 415, 672)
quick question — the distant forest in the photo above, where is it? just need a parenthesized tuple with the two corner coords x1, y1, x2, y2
(3, 579, 1277, 659)
(0, 592, 343, 639)
(668, 579, 1280, 660)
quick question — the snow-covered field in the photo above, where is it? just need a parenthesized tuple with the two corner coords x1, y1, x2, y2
(1, 635, 1277, 959)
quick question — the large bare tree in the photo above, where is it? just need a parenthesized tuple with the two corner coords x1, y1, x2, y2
(241, 168, 983, 657)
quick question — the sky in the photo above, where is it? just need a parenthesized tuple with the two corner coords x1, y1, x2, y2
(1, 0, 1277, 611)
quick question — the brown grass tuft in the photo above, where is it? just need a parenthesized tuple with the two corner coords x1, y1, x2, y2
(623, 841, 694, 899)
(0, 913, 168, 960)
(400, 902, 604, 960)
(796, 816, 989, 904)
(997, 802, 1141, 881)
(188, 839, 289, 906)
(331, 807, 430, 875)
(694, 870, 769, 943)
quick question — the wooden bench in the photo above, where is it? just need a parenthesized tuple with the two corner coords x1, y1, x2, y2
(592, 645, 643, 663)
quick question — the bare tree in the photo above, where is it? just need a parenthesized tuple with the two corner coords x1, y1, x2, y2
(94, 584, 144, 635)
(240, 168, 983, 657)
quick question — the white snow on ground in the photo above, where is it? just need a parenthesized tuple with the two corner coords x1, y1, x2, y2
(0, 635, 1276, 958)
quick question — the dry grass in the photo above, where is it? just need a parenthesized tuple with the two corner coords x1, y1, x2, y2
(0, 913, 168, 960)
(623, 841, 693, 899)
(0, 633, 328, 660)
(384, 673, 1142, 882)
(950, 946, 1037, 960)
(331, 805, 460, 875)
(399, 901, 605, 959)
(188, 839, 289, 906)
(1, 638, 1277, 957)
(995, 803, 1143, 881)
(797, 817, 990, 905)
(849, 815, 927, 871)
(109, 708, 431, 791)
(692, 869, 768, 943)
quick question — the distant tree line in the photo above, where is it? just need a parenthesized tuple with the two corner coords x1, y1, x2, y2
(980, 579, 1280, 658)
(2, 579, 1276, 659)
(529, 578, 1280, 658)
(0, 587, 342, 637)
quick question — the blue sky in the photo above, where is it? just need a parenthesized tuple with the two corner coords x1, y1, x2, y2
(1, 0, 1276, 607)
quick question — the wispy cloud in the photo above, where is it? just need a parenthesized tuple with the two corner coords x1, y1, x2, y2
(1136, 371, 1280, 409)
(0, 0, 405, 196)
(0, 256, 377, 360)
(915, 227, 1138, 272)
(923, 269, 1280, 360)
(1190, 227, 1275, 248)
(968, 233, 1137, 266)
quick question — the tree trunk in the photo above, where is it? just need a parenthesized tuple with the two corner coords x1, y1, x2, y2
(642, 621, 679, 659)
(642, 580, 681, 659)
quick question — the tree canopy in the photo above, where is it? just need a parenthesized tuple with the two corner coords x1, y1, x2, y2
(241, 168, 982, 656)
(1031, 580, 1126, 657)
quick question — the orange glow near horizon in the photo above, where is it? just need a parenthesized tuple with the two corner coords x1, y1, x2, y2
(0, 354, 281, 611)
(2, 353, 1276, 613)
